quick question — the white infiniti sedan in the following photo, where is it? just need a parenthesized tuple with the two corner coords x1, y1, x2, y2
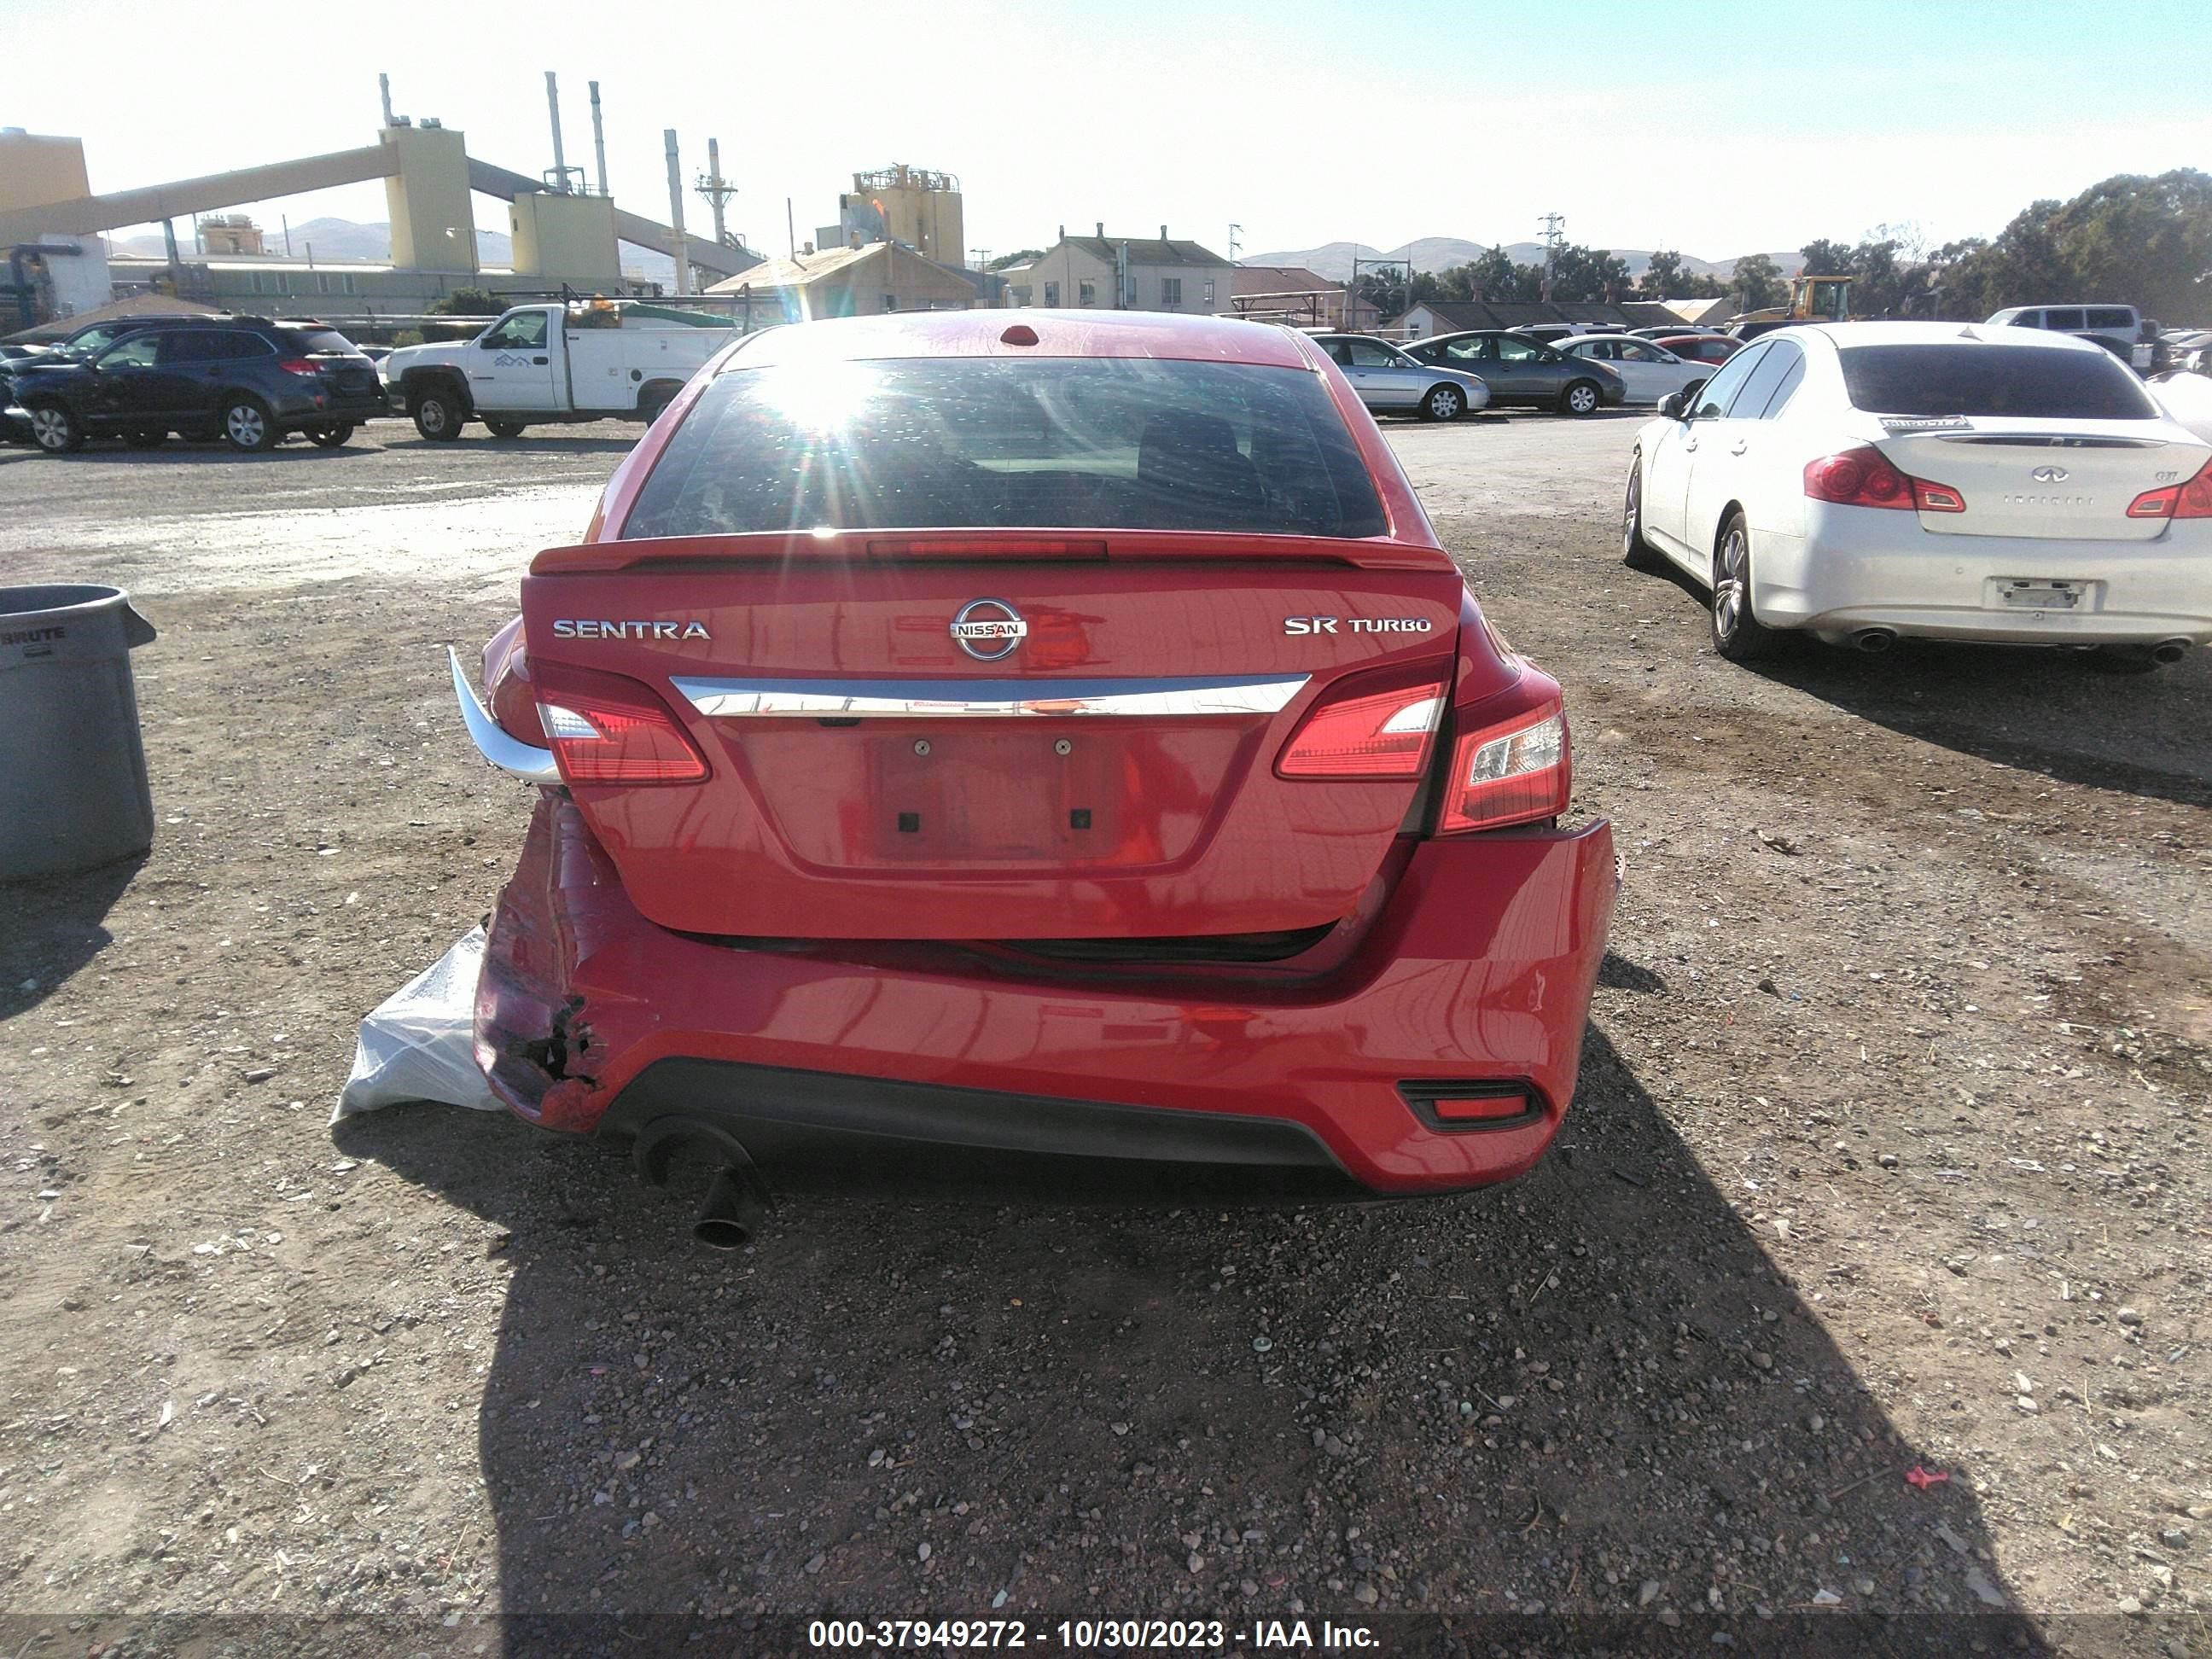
(1621, 322, 2212, 672)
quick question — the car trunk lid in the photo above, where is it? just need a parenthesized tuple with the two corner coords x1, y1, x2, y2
(1867, 420, 2209, 541)
(518, 531, 1487, 941)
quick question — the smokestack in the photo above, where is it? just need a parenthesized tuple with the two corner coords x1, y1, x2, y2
(545, 73, 569, 192)
(589, 80, 608, 196)
(1095, 221, 1103, 237)
(378, 73, 394, 127)
(1160, 224, 1168, 241)
(706, 137, 728, 247)
(664, 129, 691, 294)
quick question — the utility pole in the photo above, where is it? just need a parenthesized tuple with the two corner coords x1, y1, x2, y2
(695, 138, 737, 247)
(969, 247, 991, 270)
(1539, 212, 1565, 300)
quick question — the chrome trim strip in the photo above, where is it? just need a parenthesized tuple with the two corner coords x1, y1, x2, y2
(670, 673, 1311, 719)
(448, 647, 562, 783)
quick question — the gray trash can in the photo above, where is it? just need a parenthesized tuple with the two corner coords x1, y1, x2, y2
(1, 584, 159, 882)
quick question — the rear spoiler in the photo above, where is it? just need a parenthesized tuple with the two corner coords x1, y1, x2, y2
(530, 530, 1455, 575)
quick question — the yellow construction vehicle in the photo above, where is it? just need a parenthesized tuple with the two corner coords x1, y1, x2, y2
(1731, 273, 1854, 328)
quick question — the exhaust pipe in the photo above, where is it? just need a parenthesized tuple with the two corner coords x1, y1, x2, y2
(631, 1115, 771, 1249)
(694, 1167, 766, 1249)
(2151, 638, 2191, 666)
(1849, 627, 1897, 655)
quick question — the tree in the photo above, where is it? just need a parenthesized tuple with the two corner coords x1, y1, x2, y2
(1639, 249, 1687, 296)
(1731, 253, 1783, 312)
(427, 286, 504, 316)
(1540, 243, 1633, 302)
(987, 249, 1044, 272)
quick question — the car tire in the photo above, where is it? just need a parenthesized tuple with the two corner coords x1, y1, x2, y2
(483, 418, 527, 439)
(306, 422, 357, 449)
(639, 386, 678, 424)
(410, 387, 465, 443)
(1622, 456, 1662, 571)
(124, 428, 166, 450)
(1559, 380, 1602, 417)
(26, 401, 84, 453)
(1709, 511, 1781, 661)
(220, 397, 276, 453)
(1418, 384, 1466, 422)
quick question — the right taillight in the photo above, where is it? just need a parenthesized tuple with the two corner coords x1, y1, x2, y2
(533, 664, 707, 785)
(1436, 701, 1570, 835)
(2128, 457, 2212, 520)
(1804, 445, 1965, 513)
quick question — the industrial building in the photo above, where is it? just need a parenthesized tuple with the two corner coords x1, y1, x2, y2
(0, 82, 760, 335)
(815, 166, 965, 265)
(706, 240, 980, 319)
(1002, 227, 1235, 316)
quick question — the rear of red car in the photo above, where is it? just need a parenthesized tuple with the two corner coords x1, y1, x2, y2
(460, 311, 1615, 1203)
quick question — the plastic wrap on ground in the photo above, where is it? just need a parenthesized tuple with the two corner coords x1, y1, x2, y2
(332, 928, 500, 1121)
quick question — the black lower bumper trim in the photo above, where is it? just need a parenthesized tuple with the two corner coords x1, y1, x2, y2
(597, 1058, 1365, 1201)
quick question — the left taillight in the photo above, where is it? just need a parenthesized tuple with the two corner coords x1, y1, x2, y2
(276, 358, 323, 377)
(532, 663, 707, 785)
(1277, 676, 1447, 779)
(1435, 698, 1570, 835)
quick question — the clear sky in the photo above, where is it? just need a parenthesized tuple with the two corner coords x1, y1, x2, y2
(7, 0, 2209, 264)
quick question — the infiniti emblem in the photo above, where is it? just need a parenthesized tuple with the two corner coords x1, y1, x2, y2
(949, 597, 1027, 661)
(2031, 465, 2070, 482)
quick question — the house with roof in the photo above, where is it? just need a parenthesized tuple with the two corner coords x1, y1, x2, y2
(1229, 265, 1376, 331)
(1005, 225, 1234, 315)
(704, 240, 977, 319)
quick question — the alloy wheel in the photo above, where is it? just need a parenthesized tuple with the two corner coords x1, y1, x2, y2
(30, 407, 73, 451)
(226, 405, 265, 447)
(1714, 527, 1749, 639)
(1569, 384, 1598, 415)
(1429, 387, 1461, 419)
(1621, 468, 1640, 553)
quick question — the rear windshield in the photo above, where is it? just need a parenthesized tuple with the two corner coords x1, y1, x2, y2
(1837, 344, 2157, 421)
(287, 329, 364, 356)
(621, 356, 1388, 539)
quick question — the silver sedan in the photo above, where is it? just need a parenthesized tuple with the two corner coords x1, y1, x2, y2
(1313, 334, 1491, 421)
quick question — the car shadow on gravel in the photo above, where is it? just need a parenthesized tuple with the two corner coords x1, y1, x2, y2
(1620, 561, 2209, 808)
(329, 1018, 2070, 1653)
(0, 855, 142, 1020)
(1751, 640, 2211, 809)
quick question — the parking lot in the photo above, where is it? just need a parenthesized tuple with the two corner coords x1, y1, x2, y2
(3, 413, 2207, 1648)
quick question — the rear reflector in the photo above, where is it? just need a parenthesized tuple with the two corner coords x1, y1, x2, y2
(1432, 1092, 1529, 1122)
(1400, 1080, 1542, 1132)
(2128, 457, 2212, 520)
(532, 664, 708, 785)
(1277, 678, 1446, 778)
(1436, 701, 1570, 834)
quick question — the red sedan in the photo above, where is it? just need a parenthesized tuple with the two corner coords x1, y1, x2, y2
(451, 310, 1615, 1237)
(1654, 333, 1743, 365)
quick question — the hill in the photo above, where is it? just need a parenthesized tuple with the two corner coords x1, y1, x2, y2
(1247, 237, 1807, 283)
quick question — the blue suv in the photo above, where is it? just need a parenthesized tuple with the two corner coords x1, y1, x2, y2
(12, 317, 387, 453)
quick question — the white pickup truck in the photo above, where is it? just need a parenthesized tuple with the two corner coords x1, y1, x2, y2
(383, 302, 737, 441)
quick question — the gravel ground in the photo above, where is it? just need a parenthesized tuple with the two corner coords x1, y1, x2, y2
(1, 414, 2206, 1657)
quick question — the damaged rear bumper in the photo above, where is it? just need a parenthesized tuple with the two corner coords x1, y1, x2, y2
(476, 793, 1617, 1198)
